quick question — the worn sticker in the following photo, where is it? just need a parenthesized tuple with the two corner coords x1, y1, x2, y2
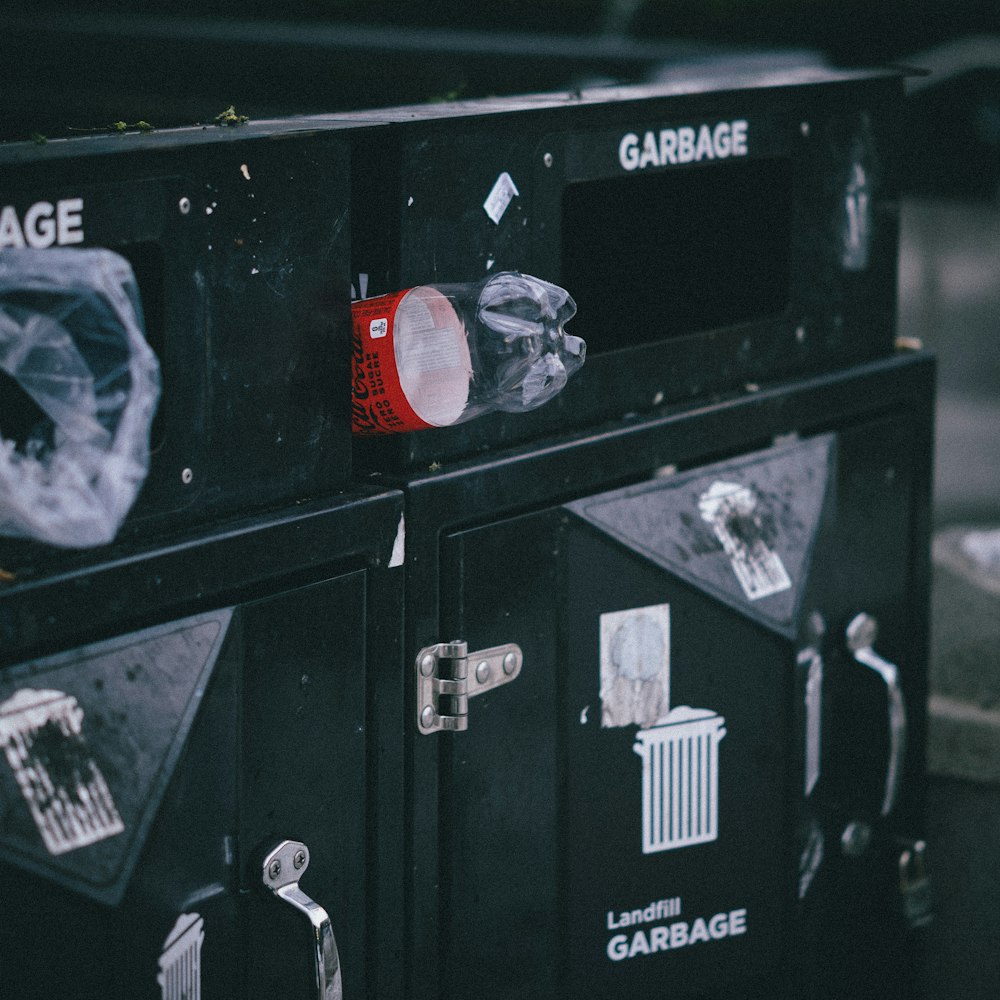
(698, 481, 792, 601)
(600, 604, 671, 729)
(0, 688, 125, 855)
(483, 171, 520, 224)
(158, 913, 205, 1000)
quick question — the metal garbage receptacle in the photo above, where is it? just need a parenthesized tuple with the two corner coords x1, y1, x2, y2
(350, 64, 903, 472)
(0, 491, 405, 1000)
(347, 65, 934, 1000)
(0, 56, 935, 1000)
(1, 114, 406, 1000)
(0, 118, 357, 548)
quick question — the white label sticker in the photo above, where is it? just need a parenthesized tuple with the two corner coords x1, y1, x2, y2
(0, 688, 125, 855)
(600, 604, 671, 729)
(158, 913, 205, 1000)
(369, 317, 388, 339)
(483, 171, 520, 224)
(698, 481, 792, 601)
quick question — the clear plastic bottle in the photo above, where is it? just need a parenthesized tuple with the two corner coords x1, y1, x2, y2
(351, 272, 584, 434)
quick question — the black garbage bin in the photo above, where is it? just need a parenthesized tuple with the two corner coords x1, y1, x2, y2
(0, 60, 935, 1000)
(0, 490, 405, 999)
(0, 118, 405, 999)
(347, 66, 935, 1000)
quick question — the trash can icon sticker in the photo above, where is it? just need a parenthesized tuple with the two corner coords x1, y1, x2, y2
(157, 912, 205, 1000)
(633, 707, 727, 854)
(0, 687, 125, 855)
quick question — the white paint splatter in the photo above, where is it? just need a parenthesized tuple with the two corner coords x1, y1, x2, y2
(389, 515, 405, 568)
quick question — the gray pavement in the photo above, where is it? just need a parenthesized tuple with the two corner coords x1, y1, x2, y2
(898, 196, 1000, 1000)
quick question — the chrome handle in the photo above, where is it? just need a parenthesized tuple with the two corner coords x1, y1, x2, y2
(262, 840, 343, 1000)
(799, 646, 823, 798)
(846, 613, 907, 817)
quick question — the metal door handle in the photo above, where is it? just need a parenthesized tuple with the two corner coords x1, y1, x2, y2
(262, 840, 343, 1000)
(846, 613, 907, 817)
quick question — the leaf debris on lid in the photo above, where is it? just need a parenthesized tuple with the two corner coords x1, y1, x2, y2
(214, 106, 250, 126)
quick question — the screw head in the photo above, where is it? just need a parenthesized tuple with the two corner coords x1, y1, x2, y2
(181, 467, 194, 485)
(476, 660, 491, 684)
(503, 651, 518, 675)
(268, 859, 282, 880)
(179, 196, 192, 215)
(800, 121, 811, 138)
(420, 654, 436, 677)
(841, 821, 873, 857)
(543, 152, 554, 168)
(420, 705, 436, 729)
(293, 849, 307, 870)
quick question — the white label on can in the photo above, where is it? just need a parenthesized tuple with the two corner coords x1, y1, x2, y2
(0, 688, 125, 855)
(158, 913, 205, 1000)
(599, 604, 671, 729)
(634, 706, 727, 854)
(369, 317, 388, 339)
(483, 171, 520, 224)
(697, 481, 792, 601)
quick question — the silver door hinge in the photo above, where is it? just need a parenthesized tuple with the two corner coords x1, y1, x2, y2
(416, 640, 522, 734)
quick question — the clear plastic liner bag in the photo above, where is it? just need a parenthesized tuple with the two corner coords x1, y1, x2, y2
(351, 271, 584, 434)
(0, 248, 161, 547)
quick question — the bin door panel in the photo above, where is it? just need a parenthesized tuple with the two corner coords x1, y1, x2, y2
(439, 508, 564, 999)
(440, 509, 792, 999)
(562, 525, 790, 999)
(436, 421, 924, 999)
(241, 571, 369, 1000)
(0, 571, 373, 1000)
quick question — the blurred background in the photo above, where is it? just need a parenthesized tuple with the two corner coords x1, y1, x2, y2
(2, 2, 998, 996)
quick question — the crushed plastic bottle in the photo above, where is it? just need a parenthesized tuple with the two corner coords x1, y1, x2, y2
(351, 272, 584, 434)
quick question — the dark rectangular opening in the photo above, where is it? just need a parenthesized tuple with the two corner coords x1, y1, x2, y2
(560, 158, 793, 354)
(115, 241, 167, 452)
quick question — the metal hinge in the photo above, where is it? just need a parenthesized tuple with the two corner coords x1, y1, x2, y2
(416, 640, 522, 734)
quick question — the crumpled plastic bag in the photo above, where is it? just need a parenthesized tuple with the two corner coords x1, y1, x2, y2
(0, 248, 161, 548)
